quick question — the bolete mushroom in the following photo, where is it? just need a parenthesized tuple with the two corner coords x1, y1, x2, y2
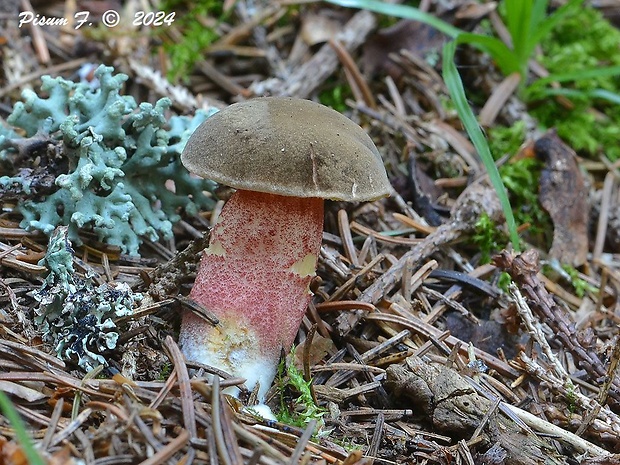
(179, 97, 390, 402)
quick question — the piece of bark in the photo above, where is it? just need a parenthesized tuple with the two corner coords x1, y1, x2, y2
(535, 130, 589, 266)
(385, 356, 568, 465)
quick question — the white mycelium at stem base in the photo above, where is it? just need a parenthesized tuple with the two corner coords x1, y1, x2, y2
(179, 189, 323, 400)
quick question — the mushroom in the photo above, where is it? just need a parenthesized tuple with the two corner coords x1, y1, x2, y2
(179, 97, 391, 402)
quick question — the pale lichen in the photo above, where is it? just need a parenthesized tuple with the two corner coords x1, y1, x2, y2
(0, 65, 217, 255)
(33, 227, 142, 371)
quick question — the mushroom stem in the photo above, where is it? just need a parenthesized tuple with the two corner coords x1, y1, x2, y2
(179, 190, 324, 400)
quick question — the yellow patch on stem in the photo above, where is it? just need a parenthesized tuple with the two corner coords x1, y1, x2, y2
(290, 253, 317, 277)
(205, 240, 226, 257)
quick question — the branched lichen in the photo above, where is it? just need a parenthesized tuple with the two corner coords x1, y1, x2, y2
(0, 65, 217, 254)
(0, 123, 18, 147)
(33, 227, 142, 371)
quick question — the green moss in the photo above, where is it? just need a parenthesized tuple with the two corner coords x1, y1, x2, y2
(486, 122, 552, 246)
(473, 212, 507, 264)
(276, 349, 326, 432)
(497, 272, 513, 293)
(565, 381, 577, 415)
(318, 81, 354, 113)
(158, 362, 173, 381)
(499, 157, 551, 240)
(561, 264, 598, 298)
(159, 0, 228, 82)
(530, 6, 620, 160)
(488, 121, 526, 161)
(541, 8, 620, 82)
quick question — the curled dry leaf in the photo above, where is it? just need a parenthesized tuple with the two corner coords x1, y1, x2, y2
(293, 332, 336, 369)
(535, 130, 590, 266)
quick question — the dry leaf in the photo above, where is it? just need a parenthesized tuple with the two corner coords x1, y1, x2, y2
(535, 130, 590, 266)
(293, 332, 336, 370)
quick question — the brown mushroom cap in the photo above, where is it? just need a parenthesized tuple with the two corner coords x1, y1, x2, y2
(181, 97, 391, 202)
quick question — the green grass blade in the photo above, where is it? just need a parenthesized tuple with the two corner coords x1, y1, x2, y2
(324, 0, 461, 38)
(442, 41, 521, 251)
(587, 89, 620, 105)
(504, 0, 533, 66)
(325, 0, 519, 75)
(455, 33, 519, 76)
(530, 87, 620, 105)
(530, 65, 620, 87)
(529, 0, 584, 50)
(530, 0, 550, 30)
(0, 391, 46, 465)
(523, 0, 549, 63)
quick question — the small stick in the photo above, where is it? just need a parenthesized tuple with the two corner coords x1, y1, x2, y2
(503, 403, 612, 458)
(350, 221, 422, 246)
(40, 398, 63, 451)
(233, 423, 289, 463)
(288, 419, 316, 465)
(337, 209, 359, 268)
(19, 0, 50, 63)
(366, 411, 385, 462)
(478, 72, 521, 127)
(328, 254, 385, 303)
(149, 367, 178, 411)
(212, 376, 232, 465)
(49, 408, 92, 447)
(329, 39, 376, 109)
(139, 429, 190, 465)
(508, 283, 567, 380)
(164, 336, 197, 440)
(593, 171, 614, 264)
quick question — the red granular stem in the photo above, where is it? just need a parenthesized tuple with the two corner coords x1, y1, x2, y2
(180, 190, 323, 384)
